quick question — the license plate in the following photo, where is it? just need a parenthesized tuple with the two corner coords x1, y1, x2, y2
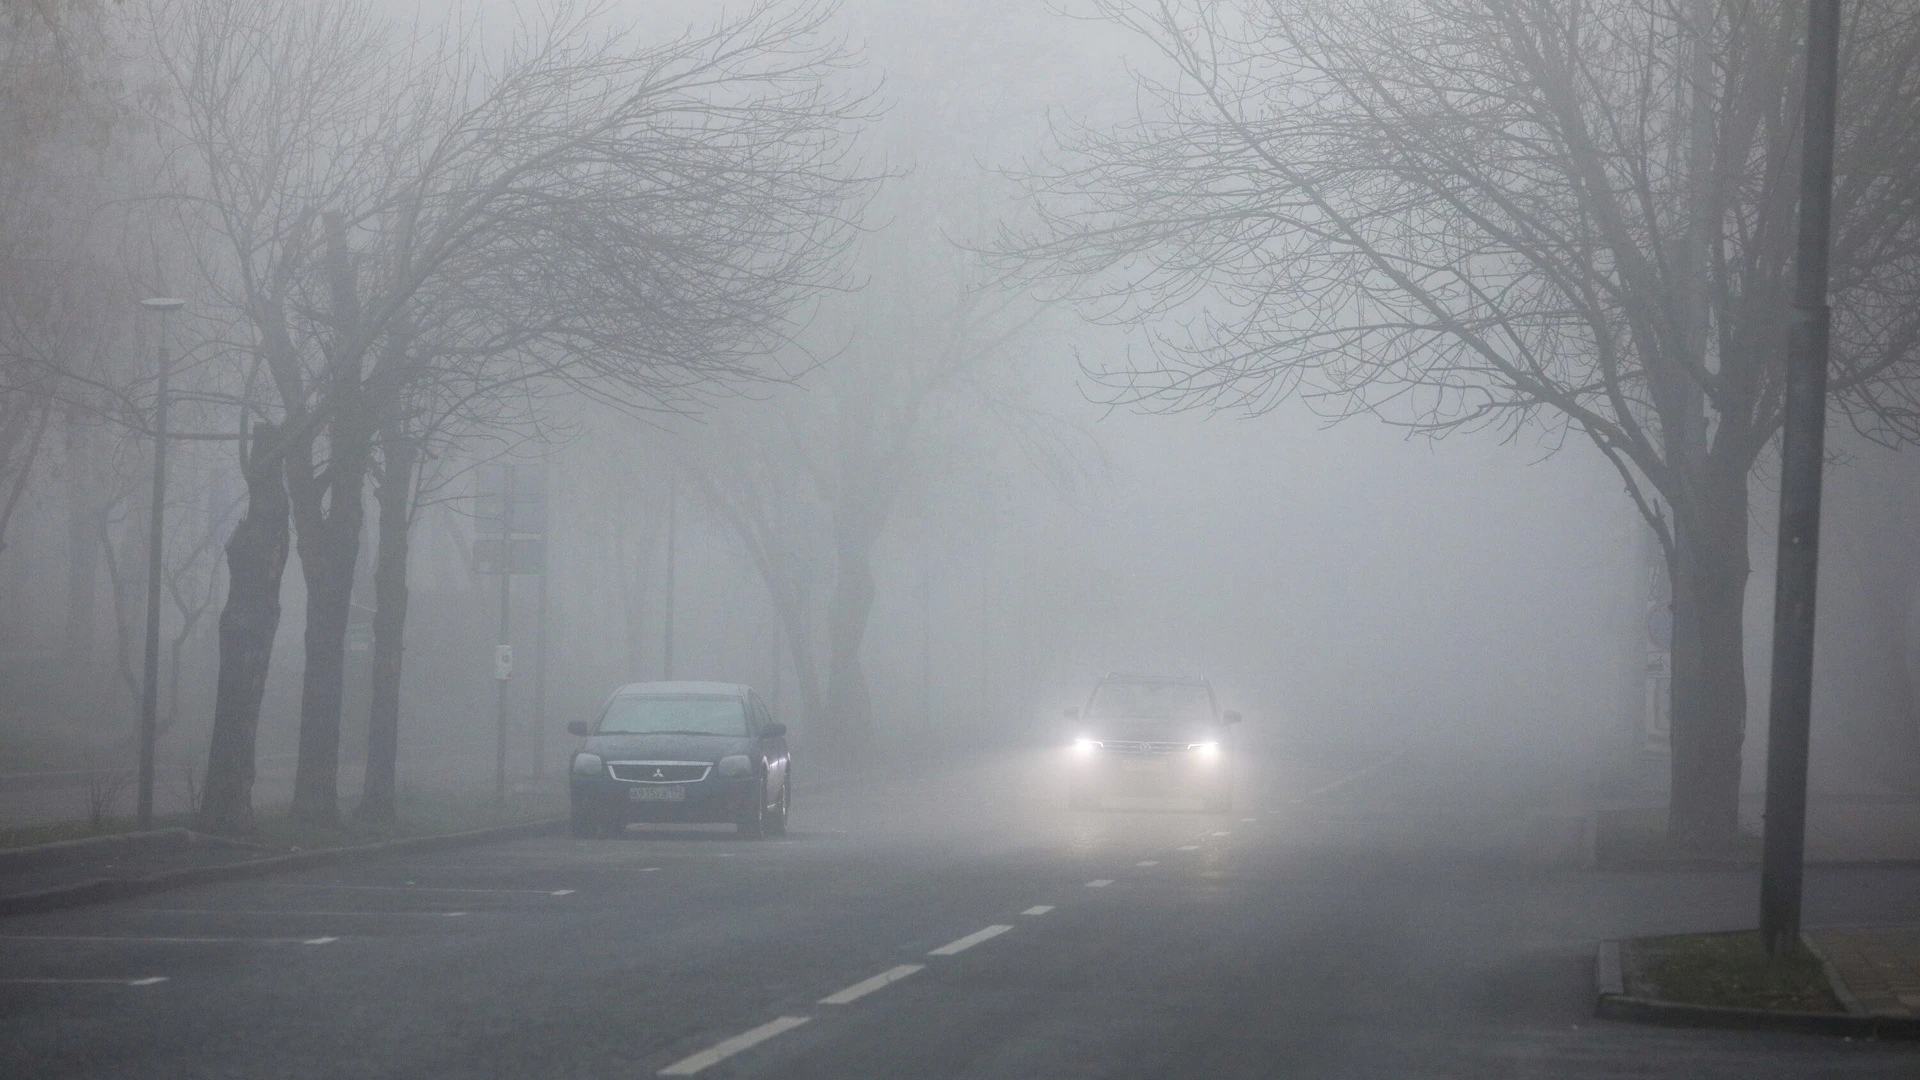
(629, 786, 686, 802)
(1120, 759, 1168, 772)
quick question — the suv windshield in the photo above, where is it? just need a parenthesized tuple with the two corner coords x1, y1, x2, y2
(1088, 680, 1214, 720)
(598, 696, 748, 736)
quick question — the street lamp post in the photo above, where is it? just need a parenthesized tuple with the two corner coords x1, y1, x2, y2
(136, 297, 187, 828)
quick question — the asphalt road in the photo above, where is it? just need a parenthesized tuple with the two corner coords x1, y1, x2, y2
(3, 745, 1918, 1078)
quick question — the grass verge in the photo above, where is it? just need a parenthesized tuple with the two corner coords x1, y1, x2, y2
(1627, 931, 1845, 1013)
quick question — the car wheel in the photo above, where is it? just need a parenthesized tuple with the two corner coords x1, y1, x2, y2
(736, 781, 768, 839)
(767, 778, 790, 836)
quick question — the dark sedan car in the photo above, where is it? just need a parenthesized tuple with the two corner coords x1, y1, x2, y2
(1064, 674, 1241, 812)
(567, 681, 790, 838)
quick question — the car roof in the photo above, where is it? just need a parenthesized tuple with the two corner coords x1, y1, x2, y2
(1099, 673, 1211, 685)
(610, 681, 750, 699)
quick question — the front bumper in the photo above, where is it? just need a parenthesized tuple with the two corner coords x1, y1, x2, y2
(1071, 751, 1228, 796)
(570, 771, 758, 824)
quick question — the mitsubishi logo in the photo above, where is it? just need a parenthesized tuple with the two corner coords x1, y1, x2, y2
(652, 768, 666, 780)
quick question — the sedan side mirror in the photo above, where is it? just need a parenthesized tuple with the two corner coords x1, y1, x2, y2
(1063, 707, 1080, 720)
(1222, 711, 1243, 724)
(567, 720, 591, 737)
(761, 722, 788, 740)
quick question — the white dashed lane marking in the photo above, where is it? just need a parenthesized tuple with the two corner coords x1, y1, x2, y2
(0, 935, 339, 946)
(1177, 845, 1200, 851)
(929, 925, 1013, 956)
(1021, 905, 1054, 916)
(0, 976, 168, 986)
(1085, 879, 1113, 888)
(658, 1016, 810, 1075)
(1210, 831, 1230, 837)
(1135, 860, 1158, 867)
(254, 883, 571, 896)
(818, 964, 924, 1005)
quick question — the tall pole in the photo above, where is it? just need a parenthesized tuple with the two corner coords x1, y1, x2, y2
(495, 468, 513, 805)
(136, 341, 172, 827)
(662, 478, 676, 680)
(1760, 0, 1841, 960)
(532, 545, 548, 779)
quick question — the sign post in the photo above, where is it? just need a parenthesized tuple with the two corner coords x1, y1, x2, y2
(475, 463, 546, 804)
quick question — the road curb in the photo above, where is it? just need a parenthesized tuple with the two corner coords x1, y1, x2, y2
(1593, 940, 1920, 1040)
(0, 817, 566, 920)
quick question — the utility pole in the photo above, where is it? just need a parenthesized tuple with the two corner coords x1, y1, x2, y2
(494, 466, 514, 806)
(1760, 0, 1841, 960)
(135, 297, 186, 828)
(662, 477, 676, 680)
(921, 552, 932, 740)
(532, 537, 548, 778)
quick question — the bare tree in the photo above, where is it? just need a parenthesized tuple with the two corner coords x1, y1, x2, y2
(1009, 0, 1920, 851)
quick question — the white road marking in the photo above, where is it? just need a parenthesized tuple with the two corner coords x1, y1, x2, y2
(658, 1016, 810, 1075)
(1021, 905, 1053, 916)
(1135, 860, 1159, 867)
(0, 976, 169, 986)
(1176, 844, 1200, 851)
(1085, 879, 1113, 888)
(637, 867, 661, 872)
(549, 890, 575, 896)
(1240, 817, 1256, 822)
(128, 908, 468, 918)
(818, 964, 923, 1005)
(1210, 831, 1230, 837)
(1307, 752, 1403, 799)
(0, 935, 334, 945)
(929, 924, 1013, 956)
(302, 937, 338, 946)
(255, 883, 565, 896)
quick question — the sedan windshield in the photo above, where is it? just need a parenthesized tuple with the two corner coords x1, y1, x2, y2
(598, 696, 748, 736)
(1089, 681, 1213, 719)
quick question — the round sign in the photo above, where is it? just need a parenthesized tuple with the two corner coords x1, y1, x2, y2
(1647, 607, 1673, 650)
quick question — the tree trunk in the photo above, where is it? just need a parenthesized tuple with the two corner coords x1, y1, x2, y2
(197, 423, 291, 838)
(356, 429, 416, 825)
(823, 535, 877, 764)
(1666, 471, 1752, 852)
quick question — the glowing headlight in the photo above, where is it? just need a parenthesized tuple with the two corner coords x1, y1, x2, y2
(1072, 737, 1100, 756)
(571, 752, 604, 776)
(716, 754, 753, 777)
(1191, 741, 1222, 761)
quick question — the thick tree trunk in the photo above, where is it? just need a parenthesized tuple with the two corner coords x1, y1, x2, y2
(287, 468, 366, 825)
(823, 536, 876, 763)
(356, 430, 416, 825)
(197, 423, 291, 838)
(1666, 472, 1752, 852)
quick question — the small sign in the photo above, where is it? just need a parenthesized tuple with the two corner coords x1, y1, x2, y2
(494, 645, 514, 681)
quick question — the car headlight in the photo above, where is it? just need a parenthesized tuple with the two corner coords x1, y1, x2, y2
(1191, 741, 1221, 761)
(716, 754, 753, 777)
(1072, 736, 1100, 756)
(571, 752, 604, 777)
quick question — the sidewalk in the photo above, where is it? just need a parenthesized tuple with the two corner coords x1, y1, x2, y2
(1808, 927, 1920, 1018)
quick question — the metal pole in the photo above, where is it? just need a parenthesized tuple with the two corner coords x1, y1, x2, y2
(662, 478, 676, 680)
(136, 343, 172, 827)
(495, 469, 513, 806)
(532, 544, 547, 779)
(1760, 0, 1841, 960)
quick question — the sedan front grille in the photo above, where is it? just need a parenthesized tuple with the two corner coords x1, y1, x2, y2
(607, 762, 710, 783)
(1101, 741, 1194, 754)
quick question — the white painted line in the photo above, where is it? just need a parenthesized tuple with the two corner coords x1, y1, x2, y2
(255, 883, 564, 896)
(130, 908, 468, 918)
(1240, 817, 1256, 822)
(929, 924, 1013, 956)
(303, 937, 338, 945)
(658, 1016, 810, 1075)
(1177, 845, 1200, 851)
(1135, 860, 1159, 867)
(0, 976, 169, 986)
(1307, 752, 1403, 799)
(1210, 831, 1230, 837)
(0, 935, 332, 945)
(549, 889, 575, 896)
(638, 867, 661, 872)
(446, 912, 468, 918)
(1021, 905, 1053, 916)
(1085, 879, 1113, 888)
(818, 964, 923, 1005)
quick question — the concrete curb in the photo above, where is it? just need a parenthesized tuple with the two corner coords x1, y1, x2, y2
(0, 827, 279, 872)
(0, 817, 566, 920)
(1593, 939, 1920, 1040)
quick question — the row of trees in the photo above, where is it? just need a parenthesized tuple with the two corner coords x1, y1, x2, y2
(1007, 0, 1920, 849)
